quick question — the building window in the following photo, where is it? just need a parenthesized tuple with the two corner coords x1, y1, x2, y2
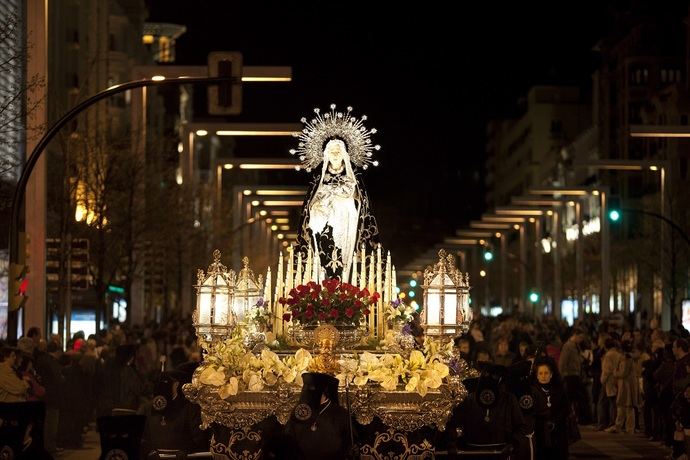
(681, 114, 688, 125)
(661, 67, 681, 84)
(109, 33, 117, 52)
(158, 36, 171, 62)
(630, 65, 649, 85)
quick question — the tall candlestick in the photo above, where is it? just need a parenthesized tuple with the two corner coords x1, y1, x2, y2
(386, 251, 393, 303)
(376, 244, 383, 337)
(264, 267, 272, 307)
(312, 247, 319, 283)
(305, 247, 313, 284)
(359, 245, 367, 290)
(295, 251, 303, 287)
(286, 245, 294, 294)
(351, 253, 358, 289)
(275, 252, 284, 335)
(392, 265, 397, 300)
(368, 251, 375, 333)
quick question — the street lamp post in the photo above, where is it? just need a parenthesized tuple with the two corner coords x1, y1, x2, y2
(7, 75, 242, 340)
(530, 187, 609, 316)
(575, 160, 668, 326)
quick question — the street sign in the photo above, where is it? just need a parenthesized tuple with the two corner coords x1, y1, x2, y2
(207, 51, 243, 115)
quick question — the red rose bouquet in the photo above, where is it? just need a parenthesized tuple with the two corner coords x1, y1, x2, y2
(279, 279, 380, 326)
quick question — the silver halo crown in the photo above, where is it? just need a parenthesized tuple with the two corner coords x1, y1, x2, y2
(290, 104, 381, 172)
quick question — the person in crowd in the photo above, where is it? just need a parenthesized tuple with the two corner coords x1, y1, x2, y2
(531, 358, 570, 460)
(597, 338, 621, 430)
(643, 345, 664, 440)
(35, 340, 64, 455)
(608, 341, 638, 433)
(494, 337, 516, 367)
(453, 335, 473, 362)
(0, 346, 29, 402)
(516, 340, 531, 363)
(559, 327, 591, 424)
(443, 365, 528, 455)
(141, 365, 209, 456)
(284, 372, 353, 459)
(655, 344, 677, 447)
(591, 333, 608, 424)
(99, 344, 145, 415)
(673, 339, 690, 394)
(15, 349, 45, 402)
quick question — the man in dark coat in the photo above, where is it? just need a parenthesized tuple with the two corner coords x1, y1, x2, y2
(284, 372, 353, 460)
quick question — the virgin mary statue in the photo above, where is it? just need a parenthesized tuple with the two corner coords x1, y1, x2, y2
(292, 105, 380, 282)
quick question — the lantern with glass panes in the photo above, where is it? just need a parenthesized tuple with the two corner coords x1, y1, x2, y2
(232, 256, 263, 324)
(422, 249, 471, 336)
(193, 249, 236, 342)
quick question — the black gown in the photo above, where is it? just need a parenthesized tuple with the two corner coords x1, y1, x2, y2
(284, 400, 353, 460)
(531, 382, 569, 460)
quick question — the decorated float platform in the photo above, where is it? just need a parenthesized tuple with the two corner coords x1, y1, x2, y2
(182, 105, 477, 459)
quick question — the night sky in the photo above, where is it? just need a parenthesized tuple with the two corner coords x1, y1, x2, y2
(145, 1, 635, 266)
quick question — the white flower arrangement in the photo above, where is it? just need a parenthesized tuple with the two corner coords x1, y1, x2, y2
(197, 328, 453, 398)
(386, 299, 415, 325)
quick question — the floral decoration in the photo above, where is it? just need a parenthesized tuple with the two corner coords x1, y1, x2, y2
(279, 279, 380, 326)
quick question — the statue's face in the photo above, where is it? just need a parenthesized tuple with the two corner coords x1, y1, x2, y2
(324, 139, 345, 170)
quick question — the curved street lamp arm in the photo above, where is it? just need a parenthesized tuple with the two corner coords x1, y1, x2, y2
(9, 75, 236, 263)
(621, 208, 690, 248)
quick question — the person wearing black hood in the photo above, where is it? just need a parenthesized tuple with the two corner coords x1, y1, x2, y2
(141, 363, 210, 456)
(283, 372, 353, 460)
(531, 358, 570, 460)
(441, 364, 528, 457)
(508, 360, 536, 460)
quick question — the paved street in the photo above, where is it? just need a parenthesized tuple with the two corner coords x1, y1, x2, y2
(62, 424, 675, 459)
(571, 425, 672, 459)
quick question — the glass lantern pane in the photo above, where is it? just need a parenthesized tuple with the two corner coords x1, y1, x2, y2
(214, 292, 229, 325)
(215, 274, 228, 286)
(426, 294, 441, 326)
(444, 293, 457, 325)
(198, 292, 212, 324)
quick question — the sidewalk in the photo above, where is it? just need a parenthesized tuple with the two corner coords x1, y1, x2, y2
(571, 425, 673, 459)
(61, 428, 100, 460)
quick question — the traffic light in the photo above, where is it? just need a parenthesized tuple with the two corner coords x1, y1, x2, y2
(528, 291, 540, 303)
(207, 51, 243, 115)
(608, 195, 621, 222)
(409, 279, 417, 288)
(9, 263, 29, 311)
(483, 250, 494, 262)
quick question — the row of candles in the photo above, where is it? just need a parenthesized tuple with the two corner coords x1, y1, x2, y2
(261, 243, 397, 338)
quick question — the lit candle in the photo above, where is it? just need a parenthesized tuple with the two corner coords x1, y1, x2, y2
(385, 251, 392, 304)
(286, 245, 294, 294)
(376, 244, 383, 337)
(392, 265, 397, 300)
(264, 267, 272, 307)
(275, 252, 284, 335)
(359, 244, 367, 290)
(351, 253, 358, 289)
(295, 251, 303, 287)
(305, 247, 313, 284)
(368, 251, 375, 333)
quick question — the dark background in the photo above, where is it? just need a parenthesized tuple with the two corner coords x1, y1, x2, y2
(146, 0, 620, 265)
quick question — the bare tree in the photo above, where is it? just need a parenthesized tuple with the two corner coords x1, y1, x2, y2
(0, 12, 45, 195)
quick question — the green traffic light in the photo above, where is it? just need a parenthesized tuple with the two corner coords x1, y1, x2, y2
(483, 251, 494, 262)
(409, 280, 417, 288)
(529, 292, 539, 303)
(609, 209, 621, 222)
